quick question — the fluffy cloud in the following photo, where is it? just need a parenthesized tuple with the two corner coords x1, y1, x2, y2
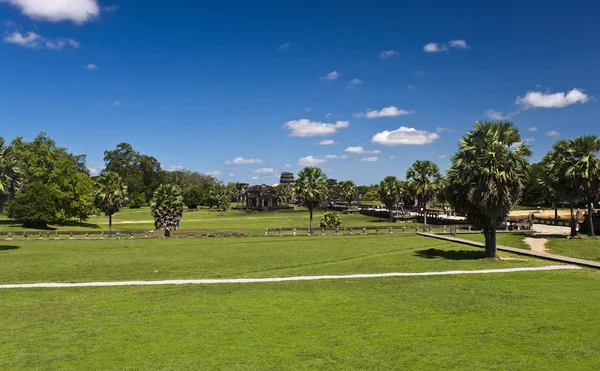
(317, 139, 335, 146)
(345, 146, 380, 154)
(354, 106, 415, 118)
(319, 71, 341, 81)
(424, 39, 469, 52)
(510, 138, 536, 148)
(1, 0, 100, 23)
(167, 163, 185, 171)
(3, 31, 79, 50)
(206, 170, 223, 177)
(438, 155, 448, 159)
(324, 154, 349, 160)
(528, 127, 538, 132)
(371, 127, 440, 146)
(284, 119, 349, 137)
(546, 130, 560, 137)
(516, 88, 590, 109)
(225, 157, 265, 165)
(380, 50, 399, 59)
(436, 127, 450, 133)
(348, 78, 363, 88)
(253, 168, 275, 174)
(298, 156, 327, 166)
(84, 63, 97, 70)
(360, 157, 378, 162)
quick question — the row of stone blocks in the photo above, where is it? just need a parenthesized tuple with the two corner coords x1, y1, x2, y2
(265, 225, 463, 236)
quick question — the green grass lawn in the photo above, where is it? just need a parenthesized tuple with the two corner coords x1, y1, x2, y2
(452, 232, 532, 250)
(546, 236, 600, 261)
(1, 207, 416, 236)
(1, 236, 599, 369)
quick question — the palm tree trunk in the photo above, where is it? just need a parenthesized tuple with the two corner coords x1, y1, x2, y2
(109, 214, 113, 239)
(309, 207, 313, 234)
(588, 199, 595, 237)
(554, 202, 558, 225)
(423, 203, 427, 227)
(569, 201, 577, 237)
(489, 228, 498, 259)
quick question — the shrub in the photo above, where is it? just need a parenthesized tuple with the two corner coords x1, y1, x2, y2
(320, 212, 342, 228)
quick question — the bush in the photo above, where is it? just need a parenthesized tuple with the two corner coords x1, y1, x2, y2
(183, 185, 206, 209)
(6, 182, 59, 227)
(128, 192, 146, 209)
(320, 212, 342, 228)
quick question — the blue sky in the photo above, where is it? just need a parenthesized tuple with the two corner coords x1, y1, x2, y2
(1, 0, 598, 185)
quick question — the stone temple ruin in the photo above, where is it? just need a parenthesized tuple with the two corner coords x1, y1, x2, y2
(234, 182, 293, 212)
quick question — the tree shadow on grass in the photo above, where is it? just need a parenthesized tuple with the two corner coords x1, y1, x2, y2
(0, 245, 19, 251)
(414, 249, 487, 260)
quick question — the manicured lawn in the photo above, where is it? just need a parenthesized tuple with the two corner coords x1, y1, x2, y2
(1, 207, 417, 236)
(0, 235, 546, 284)
(546, 236, 600, 261)
(453, 232, 532, 250)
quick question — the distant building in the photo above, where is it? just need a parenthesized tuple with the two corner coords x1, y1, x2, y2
(280, 172, 294, 185)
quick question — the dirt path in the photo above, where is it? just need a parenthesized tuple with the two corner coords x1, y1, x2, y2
(524, 237, 549, 253)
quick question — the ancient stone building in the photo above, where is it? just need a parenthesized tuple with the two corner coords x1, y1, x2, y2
(237, 184, 279, 211)
(280, 172, 294, 186)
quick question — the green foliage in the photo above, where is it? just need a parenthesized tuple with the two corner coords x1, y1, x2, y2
(183, 185, 206, 209)
(93, 172, 128, 217)
(295, 167, 329, 230)
(406, 160, 441, 206)
(210, 183, 231, 211)
(128, 192, 146, 209)
(0, 137, 22, 213)
(6, 182, 59, 226)
(363, 189, 380, 202)
(319, 211, 342, 228)
(338, 180, 357, 207)
(521, 162, 548, 206)
(378, 176, 404, 219)
(151, 184, 185, 229)
(446, 121, 531, 257)
(276, 183, 292, 205)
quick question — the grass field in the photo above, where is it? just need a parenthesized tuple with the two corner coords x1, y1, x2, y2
(454, 232, 533, 250)
(546, 236, 600, 261)
(0, 207, 413, 236)
(2, 235, 600, 369)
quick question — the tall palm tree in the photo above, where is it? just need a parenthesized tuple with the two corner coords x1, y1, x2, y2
(338, 180, 357, 208)
(151, 184, 185, 235)
(434, 176, 448, 209)
(295, 167, 329, 233)
(566, 135, 600, 237)
(93, 171, 128, 238)
(446, 121, 531, 258)
(378, 176, 403, 221)
(406, 160, 441, 226)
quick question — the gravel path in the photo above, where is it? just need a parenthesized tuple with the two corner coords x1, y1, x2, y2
(524, 237, 549, 253)
(0, 266, 579, 290)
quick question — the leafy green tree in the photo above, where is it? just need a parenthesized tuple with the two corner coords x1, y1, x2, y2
(0, 137, 22, 213)
(434, 176, 448, 208)
(338, 180, 357, 208)
(276, 183, 292, 205)
(446, 121, 531, 258)
(406, 160, 441, 226)
(6, 182, 59, 227)
(295, 167, 329, 232)
(183, 185, 206, 209)
(151, 184, 184, 234)
(521, 162, 549, 207)
(320, 212, 342, 228)
(566, 135, 600, 236)
(378, 176, 403, 221)
(210, 183, 231, 211)
(363, 189, 380, 202)
(93, 172, 128, 237)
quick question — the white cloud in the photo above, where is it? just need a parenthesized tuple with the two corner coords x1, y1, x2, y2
(423, 42, 448, 52)
(345, 146, 380, 154)
(436, 127, 450, 133)
(113, 100, 122, 106)
(380, 50, 399, 59)
(285, 164, 291, 168)
(528, 127, 538, 132)
(484, 109, 507, 120)
(325, 154, 349, 160)
(225, 157, 265, 165)
(103, 5, 119, 13)
(3, 31, 79, 50)
(438, 155, 448, 159)
(317, 139, 335, 146)
(253, 167, 275, 174)
(348, 78, 363, 88)
(252, 176, 259, 180)
(87, 164, 104, 176)
(167, 163, 185, 171)
(360, 157, 378, 163)
(510, 138, 536, 149)
(85, 63, 97, 70)
(298, 156, 327, 166)
(283, 119, 349, 137)
(1, 0, 100, 24)
(354, 106, 415, 118)
(319, 71, 341, 81)
(516, 88, 590, 109)
(390, 155, 395, 160)
(206, 170, 223, 177)
(546, 130, 560, 137)
(371, 127, 440, 146)
(448, 39, 468, 49)
(324, 113, 332, 118)
(424, 40, 469, 52)
(278, 42, 290, 51)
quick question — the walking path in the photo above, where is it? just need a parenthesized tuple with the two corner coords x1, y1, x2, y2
(524, 236, 548, 253)
(418, 232, 600, 269)
(0, 266, 579, 290)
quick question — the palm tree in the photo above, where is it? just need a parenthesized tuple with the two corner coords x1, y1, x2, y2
(295, 167, 329, 233)
(406, 160, 441, 226)
(541, 140, 579, 234)
(338, 180, 357, 208)
(93, 171, 128, 238)
(566, 135, 600, 237)
(276, 183, 292, 206)
(151, 184, 185, 236)
(446, 121, 531, 258)
(378, 176, 403, 221)
(434, 176, 448, 209)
